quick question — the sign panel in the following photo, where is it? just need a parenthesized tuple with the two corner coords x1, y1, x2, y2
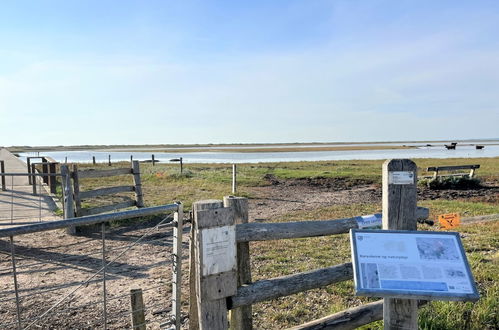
(388, 171, 414, 185)
(356, 213, 382, 229)
(438, 213, 460, 229)
(201, 225, 236, 276)
(350, 229, 479, 301)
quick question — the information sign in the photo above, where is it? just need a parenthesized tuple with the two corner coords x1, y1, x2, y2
(388, 171, 415, 185)
(201, 225, 236, 276)
(350, 229, 479, 301)
(356, 213, 382, 229)
(438, 213, 460, 229)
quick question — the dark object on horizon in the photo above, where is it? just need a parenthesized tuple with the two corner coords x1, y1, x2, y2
(451, 142, 458, 146)
(426, 144, 432, 147)
(476, 145, 484, 150)
(445, 144, 456, 150)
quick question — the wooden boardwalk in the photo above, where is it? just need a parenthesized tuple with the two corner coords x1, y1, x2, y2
(0, 148, 61, 227)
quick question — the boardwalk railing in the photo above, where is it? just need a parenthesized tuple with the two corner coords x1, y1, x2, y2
(189, 159, 424, 329)
(0, 203, 185, 329)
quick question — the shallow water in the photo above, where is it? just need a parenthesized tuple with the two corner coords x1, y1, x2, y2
(19, 144, 499, 164)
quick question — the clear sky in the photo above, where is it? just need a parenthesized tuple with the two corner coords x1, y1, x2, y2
(1, 0, 498, 146)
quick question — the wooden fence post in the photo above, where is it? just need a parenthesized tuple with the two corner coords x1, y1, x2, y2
(190, 200, 237, 329)
(172, 203, 184, 330)
(180, 157, 183, 174)
(130, 155, 133, 163)
(223, 196, 252, 330)
(382, 159, 418, 330)
(31, 164, 37, 195)
(132, 161, 144, 208)
(92, 156, 96, 165)
(42, 158, 49, 184)
(130, 288, 146, 330)
(232, 164, 237, 194)
(61, 165, 76, 234)
(72, 164, 82, 217)
(1, 160, 5, 191)
(48, 162, 58, 194)
(152, 154, 155, 166)
(108, 155, 111, 166)
(27, 157, 32, 185)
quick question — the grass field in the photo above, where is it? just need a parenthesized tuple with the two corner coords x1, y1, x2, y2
(71, 157, 498, 329)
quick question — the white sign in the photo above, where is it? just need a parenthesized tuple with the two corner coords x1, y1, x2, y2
(201, 225, 236, 276)
(356, 214, 382, 229)
(350, 230, 479, 301)
(388, 171, 414, 185)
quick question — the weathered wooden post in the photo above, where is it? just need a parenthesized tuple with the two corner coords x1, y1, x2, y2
(42, 158, 49, 184)
(132, 161, 144, 208)
(92, 156, 96, 165)
(31, 164, 37, 195)
(180, 157, 183, 174)
(232, 164, 237, 194)
(72, 164, 82, 217)
(224, 196, 252, 330)
(48, 162, 58, 194)
(1, 160, 5, 191)
(108, 155, 111, 166)
(61, 165, 76, 234)
(130, 155, 133, 163)
(172, 203, 184, 329)
(130, 288, 146, 330)
(382, 159, 418, 329)
(190, 200, 237, 329)
(152, 154, 155, 166)
(27, 157, 32, 185)
(64, 156, 67, 164)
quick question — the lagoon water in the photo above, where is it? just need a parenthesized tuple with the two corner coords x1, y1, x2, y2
(20, 144, 499, 164)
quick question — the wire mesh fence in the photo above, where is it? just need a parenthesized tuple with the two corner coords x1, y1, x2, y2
(0, 204, 187, 329)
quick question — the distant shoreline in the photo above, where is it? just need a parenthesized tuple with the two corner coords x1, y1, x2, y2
(7, 139, 499, 153)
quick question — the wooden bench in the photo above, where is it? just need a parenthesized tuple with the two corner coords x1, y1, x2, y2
(425, 165, 480, 179)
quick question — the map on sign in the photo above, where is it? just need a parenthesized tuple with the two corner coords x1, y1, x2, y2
(350, 229, 479, 301)
(438, 213, 461, 229)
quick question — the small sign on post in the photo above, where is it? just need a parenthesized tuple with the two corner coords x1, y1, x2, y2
(438, 213, 460, 229)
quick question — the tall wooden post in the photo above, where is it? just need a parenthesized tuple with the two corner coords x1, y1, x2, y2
(224, 196, 252, 330)
(92, 156, 96, 165)
(130, 288, 146, 330)
(1, 160, 5, 191)
(180, 157, 183, 174)
(73, 164, 82, 217)
(27, 157, 32, 185)
(152, 154, 155, 166)
(31, 164, 37, 195)
(190, 200, 237, 329)
(61, 165, 76, 234)
(382, 159, 418, 330)
(42, 158, 49, 184)
(48, 163, 58, 194)
(108, 155, 111, 166)
(132, 161, 144, 208)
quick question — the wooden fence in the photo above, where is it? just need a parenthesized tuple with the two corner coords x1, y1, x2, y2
(189, 159, 423, 329)
(70, 160, 144, 217)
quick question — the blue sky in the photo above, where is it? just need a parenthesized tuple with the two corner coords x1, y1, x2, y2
(1, 0, 498, 146)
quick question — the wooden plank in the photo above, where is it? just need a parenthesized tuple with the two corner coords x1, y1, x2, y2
(1, 160, 5, 191)
(194, 200, 236, 330)
(224, 196, 252, 330)
(79, 185, 135, 199)
(228, 263, 353, 309)
(132, 161, 144, 208)
(82, 200, 136, 216)
(236, 218, 358, 242)
(78, 168, 132, 178)
(426, 165, 479, 171)
(382, 159, 418, 330)
(189, 200, 224, 330)
(289, 300, 383, 330)
(61, 165, 76, 235)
